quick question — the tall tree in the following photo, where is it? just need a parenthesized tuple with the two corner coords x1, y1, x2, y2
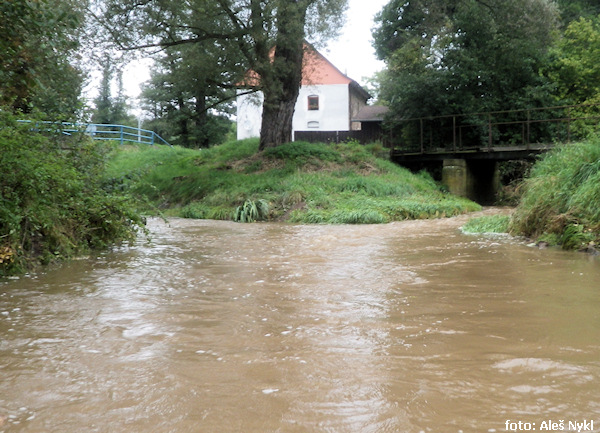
(546, 16, 600, 105)
(140, 43, 234, 148)
(92, 0, 347, 150)
(0, 0, 85, 117)
(373, 0, 559, 120)
(91, 56, 136, 126)
(92, 60, 115, 124)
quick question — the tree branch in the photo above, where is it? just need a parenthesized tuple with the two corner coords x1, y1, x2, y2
(215, 0, 256, 64)
(117, 32, 237, 51)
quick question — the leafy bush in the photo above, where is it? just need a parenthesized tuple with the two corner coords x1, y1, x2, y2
(0, 111, 146, 275)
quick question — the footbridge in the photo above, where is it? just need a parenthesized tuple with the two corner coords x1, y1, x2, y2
(18, 121, 171, 146)
(389, 104, 599, 204)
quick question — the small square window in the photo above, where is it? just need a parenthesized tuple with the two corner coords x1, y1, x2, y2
(308, 95, 319, 111)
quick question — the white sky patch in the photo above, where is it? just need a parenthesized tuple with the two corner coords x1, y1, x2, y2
(322, 0, 388, 85)
(122, 58, 153, 98)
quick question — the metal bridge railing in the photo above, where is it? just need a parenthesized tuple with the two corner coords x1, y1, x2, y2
(17, 121, 171, 146)
(389, 103, 600, 155)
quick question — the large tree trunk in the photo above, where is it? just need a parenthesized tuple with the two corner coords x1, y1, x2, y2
(259, 93, 298, 150)
(177, 95, 190, 148)
(195, 90, 210, 148)
(258, 2, 307, 150)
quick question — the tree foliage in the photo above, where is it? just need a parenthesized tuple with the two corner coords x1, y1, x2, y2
(139, 35, 236, 147)
(546, 15, 600, 105)
(555, 0, 600, 25)
(0, 0, 86, 117)
(373, 0, 559, 122)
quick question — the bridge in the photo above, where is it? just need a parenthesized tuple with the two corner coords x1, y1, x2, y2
(18, 121, 171, 146)
(389, 103, 600, 204)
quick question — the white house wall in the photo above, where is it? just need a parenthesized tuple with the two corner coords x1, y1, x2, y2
(236, 84, 351, 140)
(292, 84, 350, 135)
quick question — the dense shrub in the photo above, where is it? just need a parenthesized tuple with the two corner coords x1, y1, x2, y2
(0, 111, 146, 275)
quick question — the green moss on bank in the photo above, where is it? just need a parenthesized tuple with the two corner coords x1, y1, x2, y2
(106, 139, 481, 224)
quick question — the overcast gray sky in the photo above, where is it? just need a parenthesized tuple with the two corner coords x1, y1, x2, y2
(323, 0, 388, 83)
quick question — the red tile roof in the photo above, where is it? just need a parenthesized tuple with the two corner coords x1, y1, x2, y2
(239, 42, 366, 93)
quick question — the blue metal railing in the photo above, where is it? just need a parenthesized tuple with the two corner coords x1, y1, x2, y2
(17, 121, 171, 146)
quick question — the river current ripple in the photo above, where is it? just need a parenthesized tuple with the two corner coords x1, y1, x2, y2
(1, 210, 599, 433)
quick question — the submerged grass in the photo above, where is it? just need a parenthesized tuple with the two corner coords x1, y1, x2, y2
(510, 137, 600, 250)
(106, 139, 481, 224)
(461, 215, 511, 234)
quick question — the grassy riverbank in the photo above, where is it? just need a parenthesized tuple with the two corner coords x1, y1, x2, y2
(510, 138, 600, 251)
(106, 138, 481, 224)
(465, 137, 600, 251)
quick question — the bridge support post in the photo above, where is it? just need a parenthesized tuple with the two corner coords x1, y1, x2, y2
(442, 159, 500, 205)
(442, 159, 470, 199)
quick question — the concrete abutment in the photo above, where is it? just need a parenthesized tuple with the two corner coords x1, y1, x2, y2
(441, 158, 500, 205)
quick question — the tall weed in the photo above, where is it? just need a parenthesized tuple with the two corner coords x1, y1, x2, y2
(511, 138, 600, 248)
(234, 199, 269, 222)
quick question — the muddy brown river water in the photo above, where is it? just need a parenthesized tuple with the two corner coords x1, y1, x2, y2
(1, 210, 599, 433)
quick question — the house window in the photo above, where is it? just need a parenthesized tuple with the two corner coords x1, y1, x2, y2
(307, 95, 319, 111)
(307, 121, 320, 128)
